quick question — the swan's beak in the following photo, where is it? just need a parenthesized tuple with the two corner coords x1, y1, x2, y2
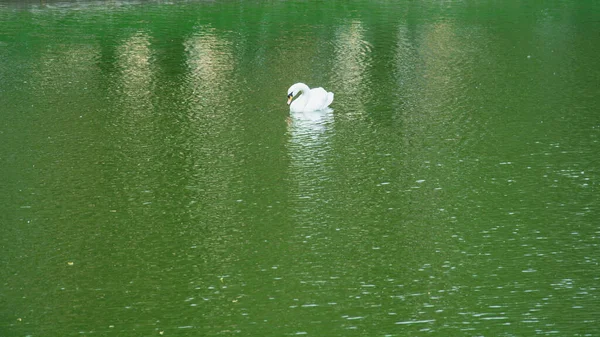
(287, 94, 293, 105)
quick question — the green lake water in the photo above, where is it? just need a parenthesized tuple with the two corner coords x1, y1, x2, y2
(1, 1, 599, 336)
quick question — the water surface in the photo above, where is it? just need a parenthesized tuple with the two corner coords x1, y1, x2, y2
(1, 1, 599, 336)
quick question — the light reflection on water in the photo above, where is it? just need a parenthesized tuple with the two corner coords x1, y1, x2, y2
(332, 20, 371, 118)
(0, 1, 599, 336)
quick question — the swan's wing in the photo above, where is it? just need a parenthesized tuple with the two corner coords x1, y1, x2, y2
(306, 87, 331, 111)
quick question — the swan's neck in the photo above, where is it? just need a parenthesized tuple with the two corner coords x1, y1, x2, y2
(296, 83, 311, 96)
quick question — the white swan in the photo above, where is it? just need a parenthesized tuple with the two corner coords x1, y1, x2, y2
(287, 83, 334, 113)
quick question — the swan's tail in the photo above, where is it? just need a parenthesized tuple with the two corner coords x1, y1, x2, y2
(326, 92, 334, 107)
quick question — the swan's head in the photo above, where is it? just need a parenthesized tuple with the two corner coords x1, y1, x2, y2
(286, 83, 305, 105)
(287, 87, 298, 105)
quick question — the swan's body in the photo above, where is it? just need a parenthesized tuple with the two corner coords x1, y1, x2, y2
(287, 83, 334, 113)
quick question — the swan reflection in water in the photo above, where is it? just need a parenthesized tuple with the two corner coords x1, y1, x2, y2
(287, 106, 334, 202)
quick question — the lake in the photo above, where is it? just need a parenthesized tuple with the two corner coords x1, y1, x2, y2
(1, 1, 599, 336)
